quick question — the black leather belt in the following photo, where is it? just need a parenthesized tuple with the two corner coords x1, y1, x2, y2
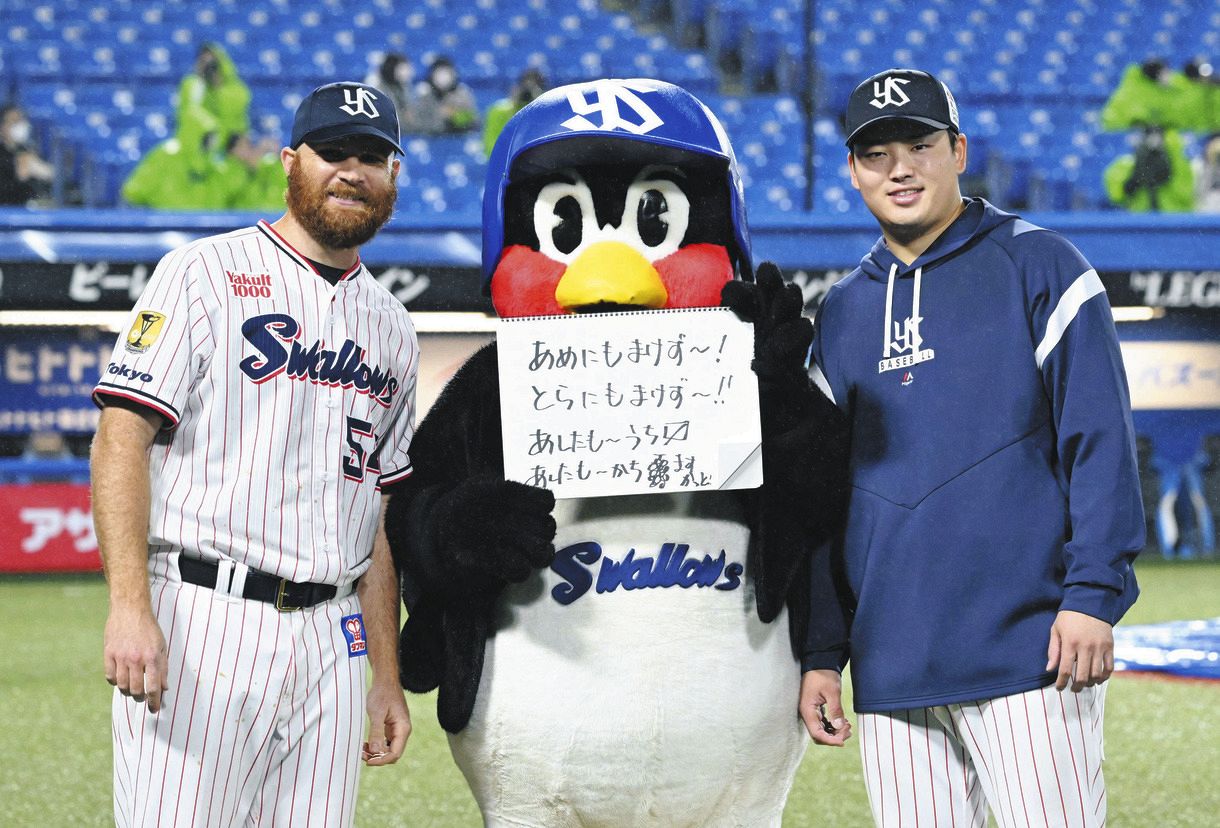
(178, 556, 339, 612)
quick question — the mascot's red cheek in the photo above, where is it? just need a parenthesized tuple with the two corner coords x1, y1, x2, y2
(491, 246, 567, 317)
(655, 244, 734, 309)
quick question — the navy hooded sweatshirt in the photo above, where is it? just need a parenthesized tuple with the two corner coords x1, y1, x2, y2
(806, 198, 1144, 712)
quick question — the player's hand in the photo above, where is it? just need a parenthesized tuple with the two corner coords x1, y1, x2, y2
(363, 680, 411, 766)
(1046, 609, 1114, 692)
(103, 604, 169, 713)
(799, 668, 852, 746)
(720, 262, 812, 385)
(435, 476, 557, 584)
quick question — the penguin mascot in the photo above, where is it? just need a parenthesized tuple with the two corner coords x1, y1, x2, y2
(386, 78, 848, 827)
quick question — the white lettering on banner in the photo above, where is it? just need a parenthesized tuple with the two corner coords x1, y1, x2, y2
(0, 408, 100, 431)
(1119, 341, 1220, 410)
(789, 269, 851, 308)
(375, 266, 431, 304)
(1129, 271, 1220, 308)
(4, 343, 111, 384)
(497, 308, 762, 500)
(20, 507, 97, 553)
(68, 262, 150, 303)
(5, 346, 33, 383)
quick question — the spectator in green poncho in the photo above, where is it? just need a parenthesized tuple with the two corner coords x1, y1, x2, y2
(120, 110, 227, 209)
(1103, 125, 1195, 212)
(1101, 58, 1220, 133)
(482, 68, 547, 156)
(1173, 59, 1220, 133)
(177, 43, 251, 151)
(1101, 60, 1178, 131)
(215, 132, 286, 211)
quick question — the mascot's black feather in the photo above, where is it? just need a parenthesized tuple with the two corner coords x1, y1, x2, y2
(386, 267, 850, 733)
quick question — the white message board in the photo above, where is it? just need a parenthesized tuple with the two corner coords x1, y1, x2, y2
(497, 307, 762, 499)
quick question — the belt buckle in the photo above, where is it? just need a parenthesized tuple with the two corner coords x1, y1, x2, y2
(274, 579, 302, 612)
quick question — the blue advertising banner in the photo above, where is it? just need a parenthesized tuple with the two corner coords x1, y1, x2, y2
(0, 327, 115, 433)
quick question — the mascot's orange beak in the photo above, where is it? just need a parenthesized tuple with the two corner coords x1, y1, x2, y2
(554, 241, 668, 312)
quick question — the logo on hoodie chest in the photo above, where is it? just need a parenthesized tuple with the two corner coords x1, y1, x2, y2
(879, 314, 935, 373)
(879, 265, 937, 373)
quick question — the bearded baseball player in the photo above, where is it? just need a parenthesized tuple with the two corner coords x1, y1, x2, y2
(91, 81, 416, 827)
(801, 68, 1144, 827)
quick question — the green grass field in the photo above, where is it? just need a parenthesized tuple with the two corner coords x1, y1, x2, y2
(3, 558, 1218, 826)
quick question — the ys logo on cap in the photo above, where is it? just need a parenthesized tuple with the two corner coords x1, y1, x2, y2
(870, 76, 912, 109)
(340, 87, 380, 119)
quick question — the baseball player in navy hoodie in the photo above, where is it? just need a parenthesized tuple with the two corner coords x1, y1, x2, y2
(799, 68, 1144, 828)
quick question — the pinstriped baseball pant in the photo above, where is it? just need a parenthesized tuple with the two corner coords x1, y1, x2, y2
(112, 573, 367, 827)
(858, 683, 1107, 827)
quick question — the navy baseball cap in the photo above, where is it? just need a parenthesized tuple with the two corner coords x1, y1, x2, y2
(290, 82, 404, 154)
(844, 68, 960, 148)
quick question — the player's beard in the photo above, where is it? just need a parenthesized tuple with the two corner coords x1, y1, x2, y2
(286, 164, 397, 250)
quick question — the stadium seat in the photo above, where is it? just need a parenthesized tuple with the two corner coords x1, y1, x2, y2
(4, 0, 1212, 212)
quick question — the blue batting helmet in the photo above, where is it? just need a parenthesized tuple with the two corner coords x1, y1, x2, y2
(482, 78, 753, 287)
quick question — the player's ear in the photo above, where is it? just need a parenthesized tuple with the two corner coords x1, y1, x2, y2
(281, 146, 297, 176)
(847, 151, 861, 190)
(953, 132, 968, 173)
(391, 157, 401, 180)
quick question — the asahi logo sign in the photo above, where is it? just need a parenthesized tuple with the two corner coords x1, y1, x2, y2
(1129, 271, 1220, 308)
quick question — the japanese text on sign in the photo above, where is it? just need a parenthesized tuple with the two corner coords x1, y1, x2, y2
(497, 308, 762, 499)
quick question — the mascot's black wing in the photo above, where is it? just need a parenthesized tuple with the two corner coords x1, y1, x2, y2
(723, 264, 851, 651)
(385, 341, 556, 733)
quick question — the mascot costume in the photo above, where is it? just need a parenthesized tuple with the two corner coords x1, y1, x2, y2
(386, 78, 848, 827)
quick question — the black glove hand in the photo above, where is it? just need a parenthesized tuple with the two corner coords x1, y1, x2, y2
(433, 475, 557, 584)
(721, 261, 813, 386)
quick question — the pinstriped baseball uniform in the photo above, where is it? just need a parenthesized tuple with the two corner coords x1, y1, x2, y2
(95, 219, 417, 826)
(858, 684, 1107, 828)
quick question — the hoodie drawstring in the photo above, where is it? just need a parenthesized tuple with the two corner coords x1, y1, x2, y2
(883, 263, 898, 356)
(883, 263, 923, 358)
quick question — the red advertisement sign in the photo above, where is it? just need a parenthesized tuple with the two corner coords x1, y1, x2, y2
(0, 483, 101, 573)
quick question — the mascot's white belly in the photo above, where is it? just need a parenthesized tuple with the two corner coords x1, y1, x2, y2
(449, 494, 807, 828)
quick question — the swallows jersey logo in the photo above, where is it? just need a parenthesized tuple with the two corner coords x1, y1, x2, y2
(561, 80, 664, 135)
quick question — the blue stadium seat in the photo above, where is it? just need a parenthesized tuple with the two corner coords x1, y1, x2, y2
(4, 0, 1211, 211)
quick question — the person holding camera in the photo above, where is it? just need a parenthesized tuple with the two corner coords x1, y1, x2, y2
(1103, 124, 1195, 212)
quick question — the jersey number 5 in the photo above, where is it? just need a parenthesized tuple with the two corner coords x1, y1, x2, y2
(343, 415, 383, 483)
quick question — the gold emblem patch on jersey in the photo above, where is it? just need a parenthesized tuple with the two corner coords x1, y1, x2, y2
(125, 310, 167, 354)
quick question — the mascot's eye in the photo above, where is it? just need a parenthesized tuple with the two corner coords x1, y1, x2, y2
(622, 172, 690, 262)
(552, 195, 583, 254)
(533, 177, 598, 262)
(636, 190, 669, 247)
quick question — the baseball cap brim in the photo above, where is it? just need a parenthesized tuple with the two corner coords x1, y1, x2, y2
(296, 123, 404, 155)
(846, 115, 955, 148)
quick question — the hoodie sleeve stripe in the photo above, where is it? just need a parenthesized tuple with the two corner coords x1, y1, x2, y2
(1035, 269, 1105, 369)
